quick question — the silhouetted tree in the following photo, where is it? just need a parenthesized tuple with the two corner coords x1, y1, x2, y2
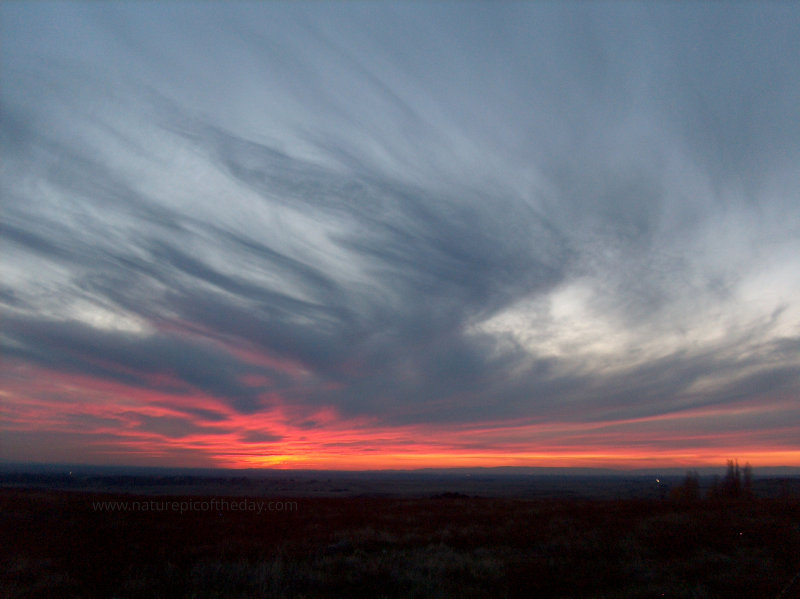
(742, 462, 753, 498)
(707, 460, 753, 501)
(723, 459, 742, 498)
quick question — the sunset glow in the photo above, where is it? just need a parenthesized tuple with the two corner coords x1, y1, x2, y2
(3, 361, 799, 470)
(2, 2, 799, 471)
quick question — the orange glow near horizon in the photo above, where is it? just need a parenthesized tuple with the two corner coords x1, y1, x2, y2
(2, 362, 799, 471)
(224, 450, 800, 472)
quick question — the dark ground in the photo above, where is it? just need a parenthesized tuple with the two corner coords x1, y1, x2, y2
(3, 477, 800, 598)
(4, 468, 799, 499)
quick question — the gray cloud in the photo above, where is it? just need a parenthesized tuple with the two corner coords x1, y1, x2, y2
(2, 2, 799, 463)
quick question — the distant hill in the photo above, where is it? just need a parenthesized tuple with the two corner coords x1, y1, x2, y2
(2, 461, 799, 479)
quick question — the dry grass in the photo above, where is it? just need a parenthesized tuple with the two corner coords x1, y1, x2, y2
(3, 490, 799, 598)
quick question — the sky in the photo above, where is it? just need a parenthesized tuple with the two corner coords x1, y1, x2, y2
(1, 2, 799, 470)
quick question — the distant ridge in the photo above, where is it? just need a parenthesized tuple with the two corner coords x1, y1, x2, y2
(2, 462, 800, 477)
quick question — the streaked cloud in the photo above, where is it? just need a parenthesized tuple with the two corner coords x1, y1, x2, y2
(1, 2, 799, 468)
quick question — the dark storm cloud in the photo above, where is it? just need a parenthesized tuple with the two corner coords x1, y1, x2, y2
(1, 1, 799, 445)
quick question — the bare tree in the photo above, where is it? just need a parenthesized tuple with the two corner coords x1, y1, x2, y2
(742, 462, 753, 498)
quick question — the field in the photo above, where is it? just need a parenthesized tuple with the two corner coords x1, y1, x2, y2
(3, 479, 800, 598)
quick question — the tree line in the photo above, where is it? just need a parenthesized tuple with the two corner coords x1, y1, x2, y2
(670, 460, 754, 503)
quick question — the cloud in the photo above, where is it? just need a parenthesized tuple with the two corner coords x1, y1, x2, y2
(2, 2, 799, 467)
(239, 430, 284, 444)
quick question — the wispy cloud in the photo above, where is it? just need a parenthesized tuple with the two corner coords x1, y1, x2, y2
(2, 2, 799, 468)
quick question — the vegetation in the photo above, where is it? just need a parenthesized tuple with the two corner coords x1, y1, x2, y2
(3, 476, 800, 598)
(669, 460, 757, 504)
